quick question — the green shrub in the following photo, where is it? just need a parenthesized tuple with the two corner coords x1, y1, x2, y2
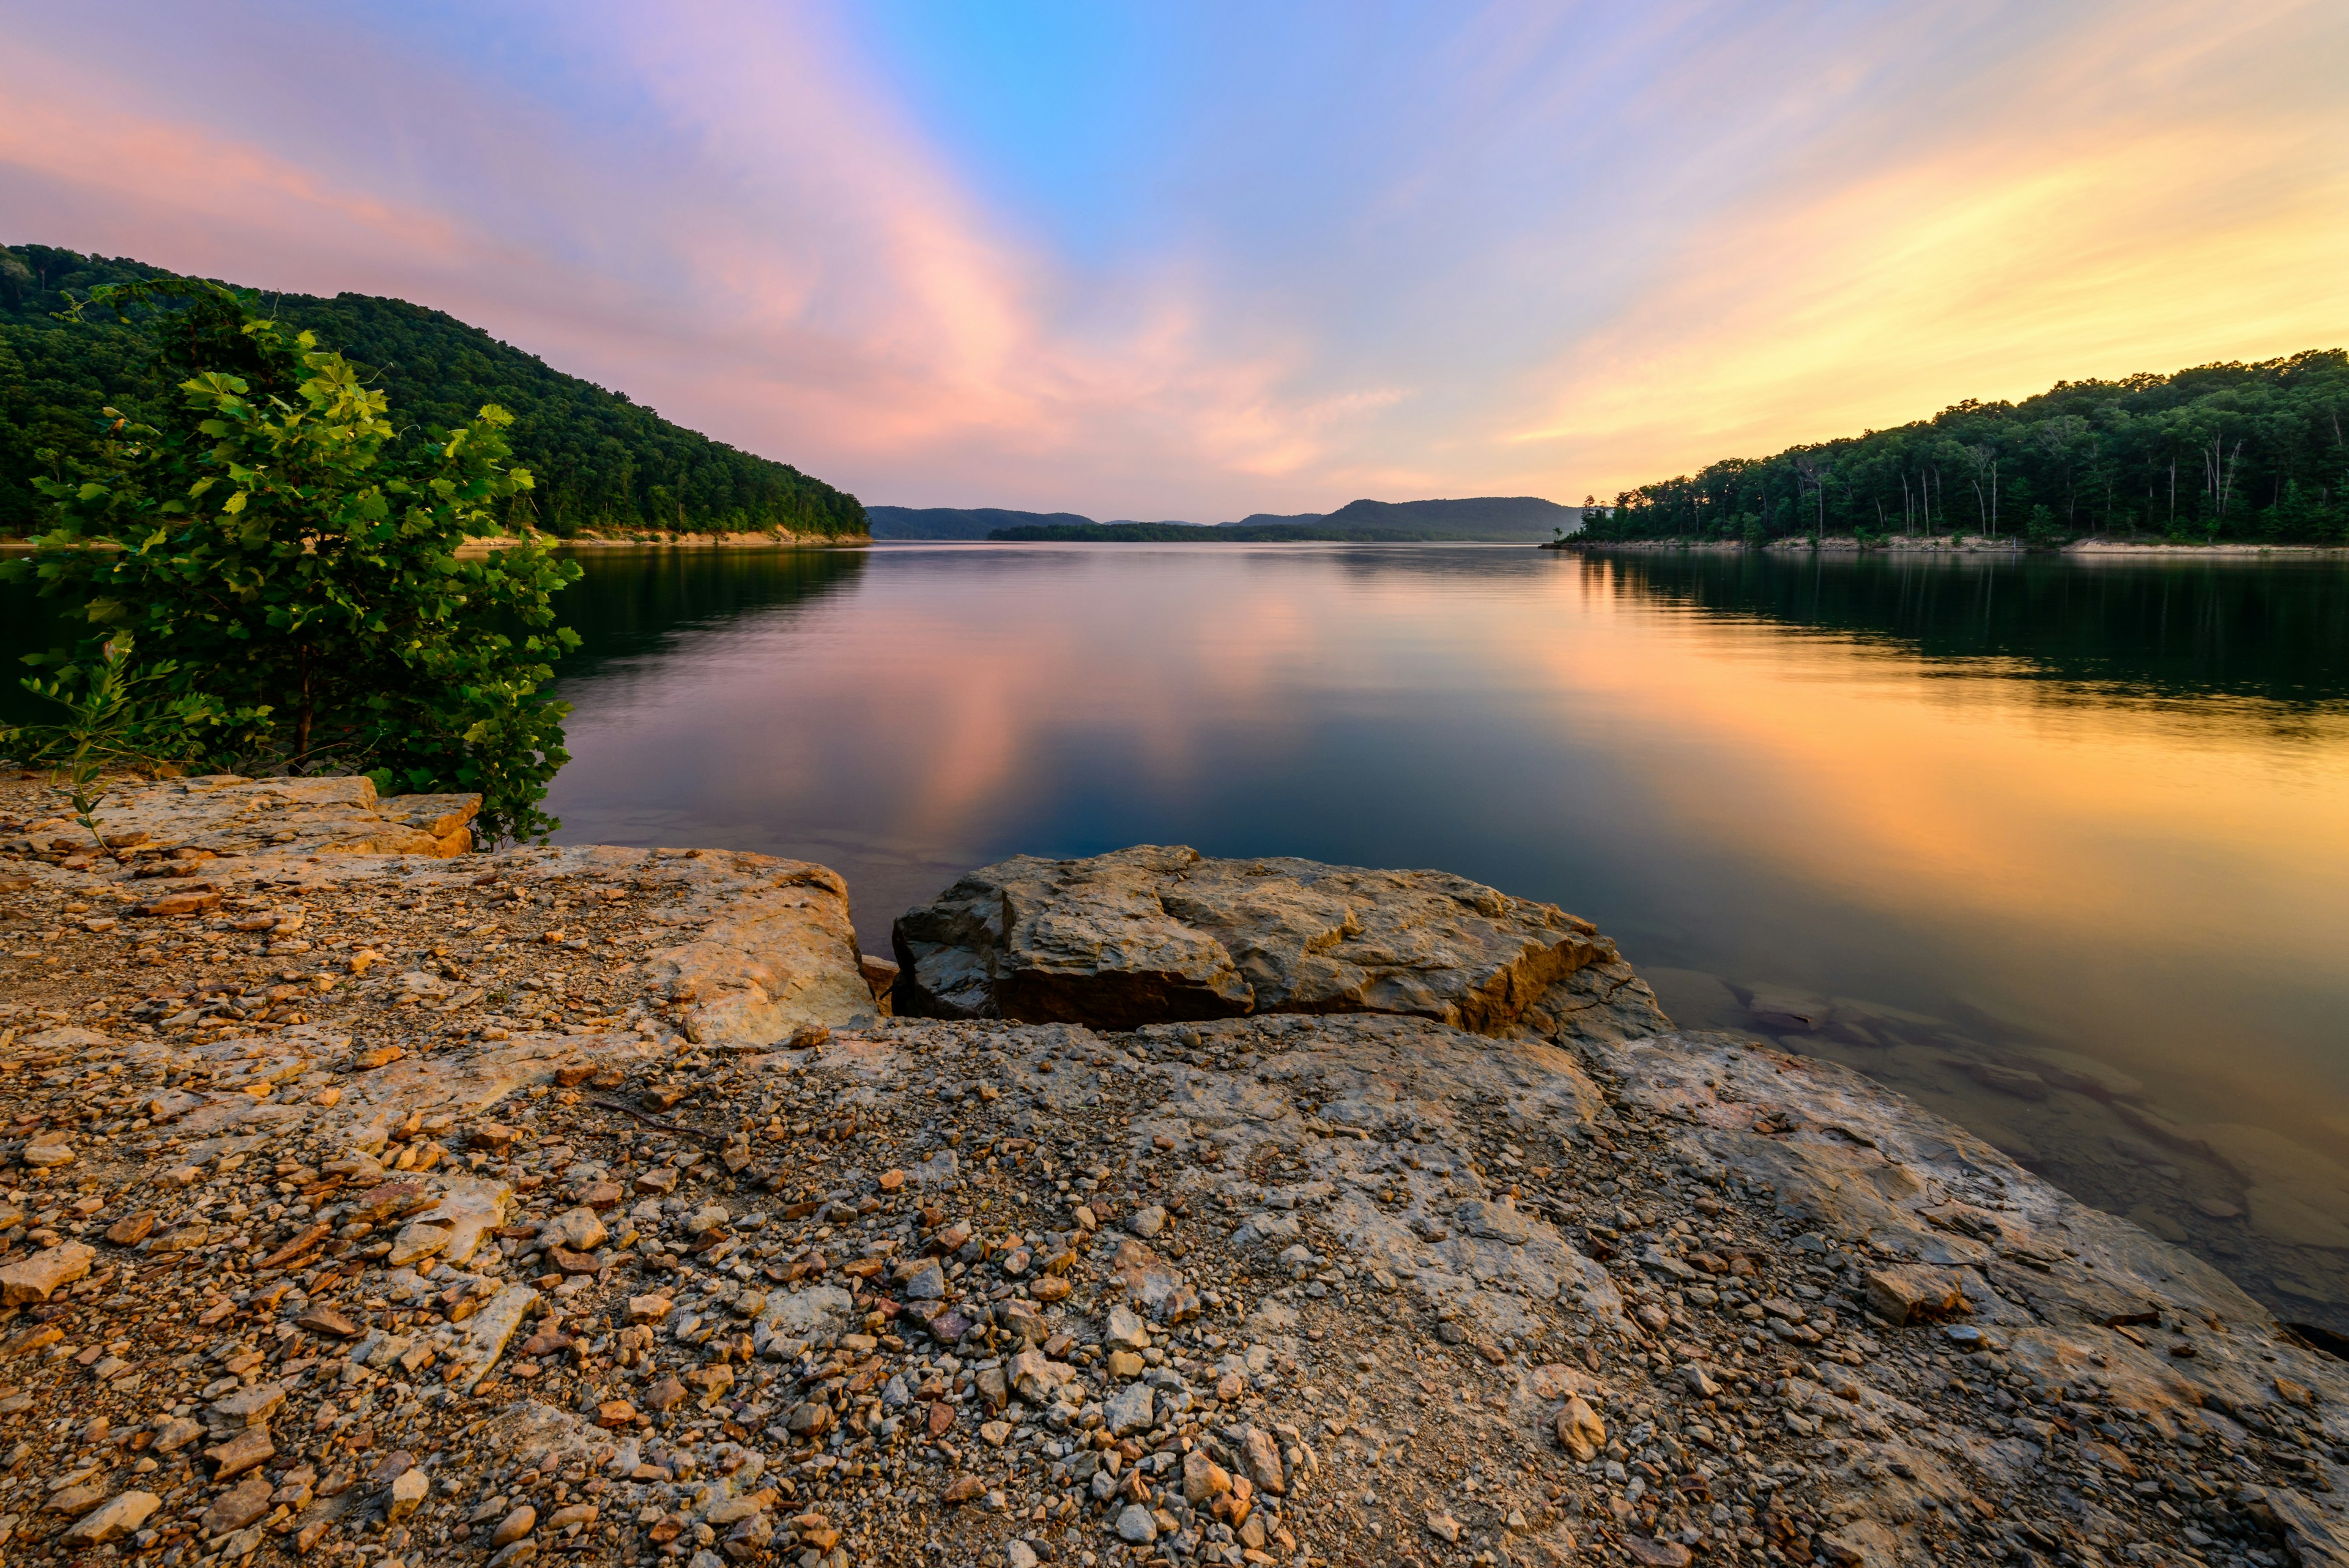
(3, 277, 580, 842)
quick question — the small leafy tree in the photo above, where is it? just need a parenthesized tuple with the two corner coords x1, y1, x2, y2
(4, 277, 581, 842)
(4, 631, 222, 850)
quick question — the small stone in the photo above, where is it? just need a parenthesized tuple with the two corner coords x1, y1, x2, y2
(1425, 1510, 1462, 1544)
(1116, 1503, 1159, 1544)
(980, 1419, 1012, 1447)
(1126, 1205, 1167, 1238)
(105, 1211, 156, 1246)
(1626, 1536, 1694, 1567)
(596, 1400, 638, 1429)
(1554, 1395, 1606, 1462)
(201, 1474, 275, 1534)
(1680, 1363, 1720, 1398)
(1865, 1265, 1970, 1325)
(627, 1295, 674, 1323)
(151, 1417, 203, 1454)
(21, 1135, 75, 1169)
(878, 1169, 905, 1192)
(541, 1206, 607, 1252)
(386, 1467, 428, 1524)
(62, 1490, 160, 1547)
(296, 1307, 361, 1338)
(48, 1482, 108, 1516)
(1241, 1425, 1286, 1495)
(204, 1425, 275, 1479)
(492, 1503, 538, 1547)
(1182, 1451, 1233, 1503)
(1105, 1302, 1150, 1349)
(387, 1218, 455, 1268)
(210, 1380, 285, 1428)
(644, 1377, 688, 1413)
(900, 1260, 947, 1299)
(941, 1474, 985, 1504)
(1105, 1383, 1155, 1435)
(0, 1241, 95, 1304)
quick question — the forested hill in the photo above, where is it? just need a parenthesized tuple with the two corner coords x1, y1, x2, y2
(868, 506, 1094, 540)
(1585, 350, 2349, 546)
(0, 243, 866, 538)
(1296, 496, 1581, 537)
(977, 496, 1584, 542)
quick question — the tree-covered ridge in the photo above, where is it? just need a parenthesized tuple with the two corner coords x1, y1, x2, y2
(0, 244, 866, 538)
(1586, 350, 2349, 546)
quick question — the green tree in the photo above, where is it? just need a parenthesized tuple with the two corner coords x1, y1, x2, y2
(5, 276, 582, 842)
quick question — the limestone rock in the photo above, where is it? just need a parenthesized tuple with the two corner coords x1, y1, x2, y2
(637, 853, 877, 1044)
(87, 774, 476, 859)
(62, 1490, 160, 1547)
(1115, 1503, 1159, 1544)
(892, 845, 1622, 1033)
(1554, 1395, 1606, 1462)
(1104, 1383, 1156, 1435)
(1865, 1264, 1971, 1325)
(0, 1241, 94, 1304)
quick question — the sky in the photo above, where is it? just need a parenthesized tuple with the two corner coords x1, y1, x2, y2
(3, 0, 2345, 519)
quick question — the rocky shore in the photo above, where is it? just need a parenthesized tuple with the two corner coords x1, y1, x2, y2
(0, 773, 2342, 1568)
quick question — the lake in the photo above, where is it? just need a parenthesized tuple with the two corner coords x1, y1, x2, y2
(10, 540, 2349, 1337)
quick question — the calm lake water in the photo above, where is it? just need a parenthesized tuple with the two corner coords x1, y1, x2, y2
(9, 541, 2349, 1336)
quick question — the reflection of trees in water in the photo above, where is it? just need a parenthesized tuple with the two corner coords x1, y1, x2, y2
(551, 546, 870, 676)
(1577, 551, 2349, 710)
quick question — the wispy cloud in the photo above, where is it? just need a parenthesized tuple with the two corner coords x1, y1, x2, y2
(1, 0, 2341, 514)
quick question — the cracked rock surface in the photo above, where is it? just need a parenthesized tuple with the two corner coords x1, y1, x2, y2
(0, 776, 2343, 1568)
(891, 847, 1644, 1036)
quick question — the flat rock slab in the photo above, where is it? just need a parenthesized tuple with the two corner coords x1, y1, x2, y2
(892, 845, 1627, 1034)
(91, 773, 477, 858)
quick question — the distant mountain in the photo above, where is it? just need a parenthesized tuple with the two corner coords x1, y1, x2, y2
(1307, 497, 1582, 537)
(983, 495, 1584, 543)
(1224, 511, 1328, 530)
(1, 244, 866, 538)
(866, 507, 1094, 540)
(884, 496, 1584, 543)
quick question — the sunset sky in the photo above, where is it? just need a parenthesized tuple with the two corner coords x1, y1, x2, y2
(4, 0, 2344, 518)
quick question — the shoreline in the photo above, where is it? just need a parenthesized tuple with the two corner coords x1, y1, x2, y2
(0, 772, 2342, 1567)
(0, 530, 872, 557)
(1549, 536, 2349, 559)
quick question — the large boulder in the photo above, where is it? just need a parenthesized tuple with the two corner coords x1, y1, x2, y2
(890, 846, 1633, 1035)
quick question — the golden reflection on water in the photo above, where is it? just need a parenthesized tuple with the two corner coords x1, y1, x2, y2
(546, 543, 2349, 1325)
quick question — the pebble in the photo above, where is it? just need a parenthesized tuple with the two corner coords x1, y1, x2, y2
(0, 771, 2337, 1568)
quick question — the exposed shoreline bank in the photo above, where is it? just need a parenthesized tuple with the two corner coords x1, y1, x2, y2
(1550, 537, 2349, 559)
(0, 772, 2341, 1567)
(0, 529, 872, 556)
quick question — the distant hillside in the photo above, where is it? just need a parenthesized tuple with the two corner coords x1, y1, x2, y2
(867, 506, 1091, 540)
(1312, 496, 1582, 537)
(0, 243, 866, 537)
(986, 495, 1584, 543)
(1587, 349, 2349, 545)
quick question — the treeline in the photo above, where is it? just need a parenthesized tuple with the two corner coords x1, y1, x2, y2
(0, 244, 866, 538)
(1586, 350, 2349, 546)
(987, 520, 1532, 543)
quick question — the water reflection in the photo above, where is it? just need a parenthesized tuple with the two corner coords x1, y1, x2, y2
(543, 541, 2349, 1335)
(7, 540, 2344, 1334)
